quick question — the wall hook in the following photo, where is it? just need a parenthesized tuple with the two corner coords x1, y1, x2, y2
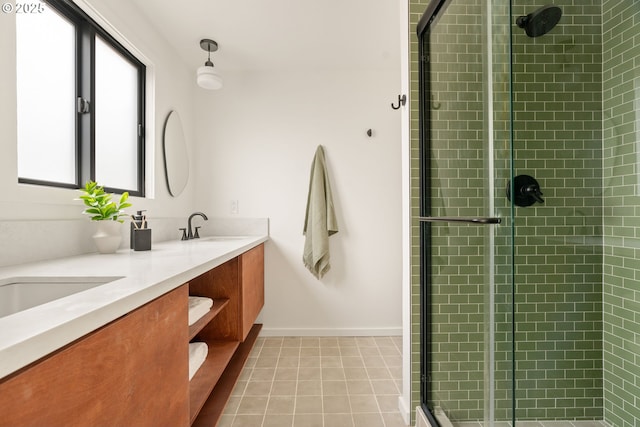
(391, 94, 406, 110)
(366, 129, 373, 137)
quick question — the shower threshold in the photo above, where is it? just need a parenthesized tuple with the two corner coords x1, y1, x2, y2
(451, 422, 610, 427)
(418, 407, 610, 427)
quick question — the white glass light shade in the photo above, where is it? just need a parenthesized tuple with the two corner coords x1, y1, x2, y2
(197, 65, 223, 90)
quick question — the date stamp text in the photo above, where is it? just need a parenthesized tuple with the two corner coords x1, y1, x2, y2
(2, 2, 46, 14)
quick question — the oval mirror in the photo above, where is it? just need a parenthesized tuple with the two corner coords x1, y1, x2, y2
(162, 110, 189, 197)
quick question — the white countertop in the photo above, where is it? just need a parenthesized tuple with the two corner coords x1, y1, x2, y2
(0, 235, 268, 380)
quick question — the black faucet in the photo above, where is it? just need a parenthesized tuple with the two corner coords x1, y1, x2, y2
(186, 212, 208, 240)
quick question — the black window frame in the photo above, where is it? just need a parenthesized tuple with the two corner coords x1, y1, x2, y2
(17, 0, 146, 197)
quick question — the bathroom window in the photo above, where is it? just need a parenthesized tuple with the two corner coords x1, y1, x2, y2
(16, 0, 146, 196)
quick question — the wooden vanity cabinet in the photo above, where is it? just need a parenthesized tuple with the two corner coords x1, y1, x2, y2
(0, 285, 189, 427)
(0, 243, 265, 427)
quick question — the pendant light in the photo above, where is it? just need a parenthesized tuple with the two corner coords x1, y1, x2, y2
(197, 39, 222, 90)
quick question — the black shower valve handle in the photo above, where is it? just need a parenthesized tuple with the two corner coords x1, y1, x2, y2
(507, 174, 545, 207)
(523, 184, 544, 203)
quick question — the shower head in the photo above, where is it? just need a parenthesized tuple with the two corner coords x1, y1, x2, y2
(516, 5, 562, 37)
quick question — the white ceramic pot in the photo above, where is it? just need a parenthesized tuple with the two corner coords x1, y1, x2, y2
(93, 221, 122, 254)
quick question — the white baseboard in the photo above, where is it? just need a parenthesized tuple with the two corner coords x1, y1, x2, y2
(397, 395, 411, 425)
(259, 327, 402, 337)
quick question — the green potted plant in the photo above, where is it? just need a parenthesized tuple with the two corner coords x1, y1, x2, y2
(78, 181, 132, 253)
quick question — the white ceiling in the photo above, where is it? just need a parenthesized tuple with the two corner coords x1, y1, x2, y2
(127, 0, 401, 72)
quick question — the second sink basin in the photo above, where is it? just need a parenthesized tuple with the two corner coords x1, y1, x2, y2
(0, 276, 123, 318)
(197, 236, 249, 242)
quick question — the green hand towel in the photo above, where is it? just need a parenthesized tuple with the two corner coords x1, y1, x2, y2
(303, 145, 338, 279)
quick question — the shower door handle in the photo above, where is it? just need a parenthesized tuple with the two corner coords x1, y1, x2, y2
(417, 216, 502, 225)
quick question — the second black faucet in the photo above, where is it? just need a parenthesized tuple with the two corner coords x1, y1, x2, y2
(181, 212, 208, 240)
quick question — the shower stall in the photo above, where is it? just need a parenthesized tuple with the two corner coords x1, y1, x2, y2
(415, 0, 638, 426)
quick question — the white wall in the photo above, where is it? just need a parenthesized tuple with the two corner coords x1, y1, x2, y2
(194, 68, 403, 335)
(0, 0, 404, 336)
(0, 1, 197, 260)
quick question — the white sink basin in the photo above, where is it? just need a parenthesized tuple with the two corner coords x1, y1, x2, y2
(0, 276, 123, 318)
(197, 236, 249, 242)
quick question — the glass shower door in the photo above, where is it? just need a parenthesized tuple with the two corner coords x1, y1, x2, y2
(417, 0, 514, 425)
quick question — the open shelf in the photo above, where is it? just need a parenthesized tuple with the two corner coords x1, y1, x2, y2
(187, 245, 264, 426)
(188, 339, 240, 425)
(191, 324, 262, 427)
(188, 298, 229, 341)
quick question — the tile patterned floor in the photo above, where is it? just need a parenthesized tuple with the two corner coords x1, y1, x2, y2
(219, 336, 406, 427)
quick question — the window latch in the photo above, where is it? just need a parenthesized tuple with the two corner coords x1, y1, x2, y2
(77, 97, 90, 114)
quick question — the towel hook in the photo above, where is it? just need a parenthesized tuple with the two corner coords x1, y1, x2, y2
(391, 94, 406, 110)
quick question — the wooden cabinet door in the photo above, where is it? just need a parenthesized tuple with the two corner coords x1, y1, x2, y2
(239, 243, 264, 340)
(0, 286, 189, 427)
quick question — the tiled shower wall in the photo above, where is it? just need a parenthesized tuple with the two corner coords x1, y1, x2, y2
(601, 2, 640, 426)
(409, 0, 619, 423)
(510, 0, 604, 420)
